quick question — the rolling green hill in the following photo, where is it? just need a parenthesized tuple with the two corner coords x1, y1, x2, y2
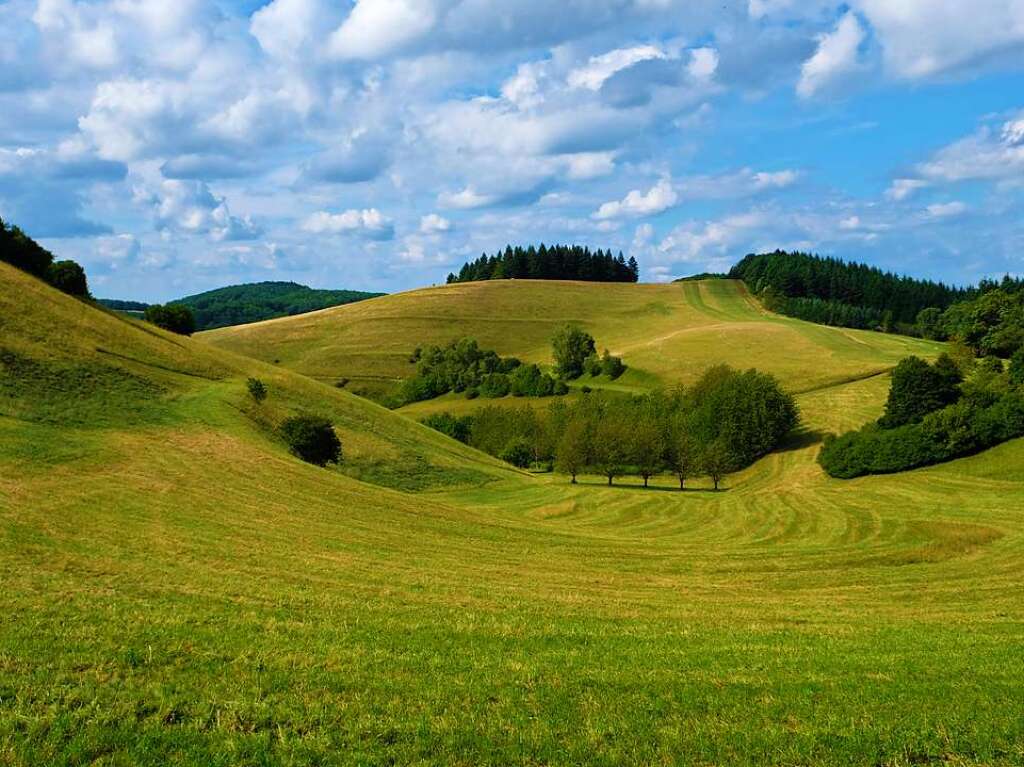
(3, 263, 1024, 765)
(201, 279, 945, 398)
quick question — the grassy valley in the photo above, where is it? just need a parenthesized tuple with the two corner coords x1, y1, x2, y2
(3, 261, 1024, 764)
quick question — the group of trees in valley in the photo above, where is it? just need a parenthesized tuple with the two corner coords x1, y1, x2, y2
(399, 338, 567, 405)
(551, 325, 627, 381)
(446, 244, 639, 284)
(819, 351, 1024, 478)
(399, 327, 626, 406)
(731, 251, 969, 331)
(1, 217, 90, 298)
(423, 365, 799, 489)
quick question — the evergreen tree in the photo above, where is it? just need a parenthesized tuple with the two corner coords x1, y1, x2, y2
(627, 255, 639, 282)
(447, 244, 640, 284)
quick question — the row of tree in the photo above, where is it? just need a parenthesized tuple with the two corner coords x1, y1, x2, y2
(731, 250, 969, 327)
(819, 351, 1024, 478)
(446, 245, 639, 284)
(1, 217, 90, 298)
(423, 365, 800, 488)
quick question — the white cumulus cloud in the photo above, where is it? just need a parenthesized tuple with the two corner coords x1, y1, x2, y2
(797, 11, 865, 98)
(420, 213, 452, 233)
(593, 178, 678, 220)
(926, 201, 967, 218)
(328, 0, 437, 60)
(568, 45, 669, 90)
(303, 208, 395, 239)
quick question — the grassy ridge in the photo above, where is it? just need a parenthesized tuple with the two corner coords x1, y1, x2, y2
(202, 278, 945, 395)
(2, 264, 1024, 764)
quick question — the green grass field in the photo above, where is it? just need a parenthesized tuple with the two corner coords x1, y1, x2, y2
(3, 263, 1023, 765)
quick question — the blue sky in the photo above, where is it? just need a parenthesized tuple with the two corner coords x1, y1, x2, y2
(1, 0, 1023, 301)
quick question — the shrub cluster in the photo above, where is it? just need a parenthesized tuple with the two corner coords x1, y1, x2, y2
(1, 217, 90, 298)
(879, 355, 961, 428)
(247, 377, 268, 403)
(552, 325, 626, 382)
(400, 338, 567, 405)
(820, 353, 1024, 478)
(423, 365, 799, 489)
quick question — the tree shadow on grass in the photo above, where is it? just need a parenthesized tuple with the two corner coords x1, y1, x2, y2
(776, 427, 826, 453)
(569, 480, 726, 494)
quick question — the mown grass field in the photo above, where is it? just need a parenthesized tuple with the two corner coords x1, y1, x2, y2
(2, 263, 1023, 765)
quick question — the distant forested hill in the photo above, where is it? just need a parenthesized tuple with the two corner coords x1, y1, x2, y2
(177, 282, 384, 330)
(101, 282, 384, 331)
(447, 244, 639, 284)
(730, 251, 970, 331)
(99, 299, 149, 313)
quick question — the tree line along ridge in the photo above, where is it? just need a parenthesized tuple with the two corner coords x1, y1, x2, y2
(446, 244, 639, 284)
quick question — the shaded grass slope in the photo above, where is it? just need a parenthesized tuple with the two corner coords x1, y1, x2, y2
(0, 262, 515, 492)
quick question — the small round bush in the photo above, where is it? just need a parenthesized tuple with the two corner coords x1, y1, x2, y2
(279, 415, 342, 466)
(247, 377, 268, 403)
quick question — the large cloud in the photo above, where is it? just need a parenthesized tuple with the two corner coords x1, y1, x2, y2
(854, 0, 1024, 80)
(797, 12, 865, 98)
(3, 0, 1024, 297)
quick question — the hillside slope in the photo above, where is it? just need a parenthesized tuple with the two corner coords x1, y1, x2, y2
(3, 263, 1024, 765)
(201, 278, 944, 394)
(0, 262, 514, 491)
